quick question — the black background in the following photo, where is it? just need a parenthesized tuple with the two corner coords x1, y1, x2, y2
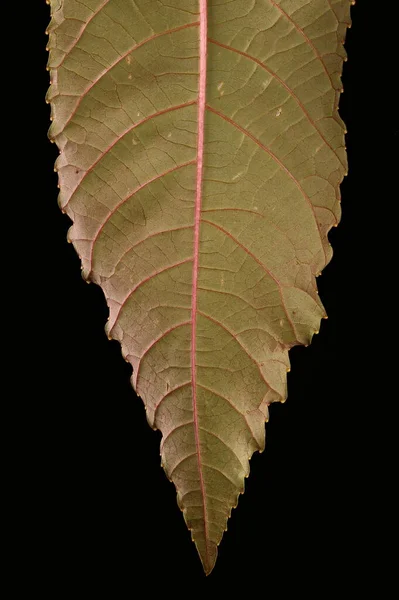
(26, 1, 385, 594)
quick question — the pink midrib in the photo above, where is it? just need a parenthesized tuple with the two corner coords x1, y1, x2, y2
(191, 0, 209, 568)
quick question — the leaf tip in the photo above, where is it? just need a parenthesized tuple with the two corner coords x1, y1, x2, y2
(194, 539, 218, 576)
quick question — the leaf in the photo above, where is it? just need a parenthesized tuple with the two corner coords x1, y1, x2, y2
(47, 0, 352, 574)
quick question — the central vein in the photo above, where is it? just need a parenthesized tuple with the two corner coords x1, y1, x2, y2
(191, 0, 208, 562)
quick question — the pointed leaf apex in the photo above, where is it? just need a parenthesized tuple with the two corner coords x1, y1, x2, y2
(195, 540, 218, 576)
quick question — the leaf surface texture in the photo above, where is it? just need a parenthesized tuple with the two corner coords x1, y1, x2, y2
(47, 0, 351, 574)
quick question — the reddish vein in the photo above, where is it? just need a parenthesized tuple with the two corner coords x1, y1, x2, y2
(56, 0, 110, 69)
(208, 38, 345, 169)
(269, 0, 335, 88)
(109, 225, 195, 276)
(153, 382, 192, 426)
(326, 0, 340, 23)
(60, 22, 199, 138)
(196, 383, 257, 444)
(109, 258, 193, 334)
(192, 0, 209, 569)
(201, 219, 299, 342)
(206, 105, 326, 264)
(197, 310, 281, 397)
(135, 321, 191, 389)
(88, 160, 196, 274)
(62, 102, 196, 210)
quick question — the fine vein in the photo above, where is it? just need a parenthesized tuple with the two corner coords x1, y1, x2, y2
(58, 22, 199, 138)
